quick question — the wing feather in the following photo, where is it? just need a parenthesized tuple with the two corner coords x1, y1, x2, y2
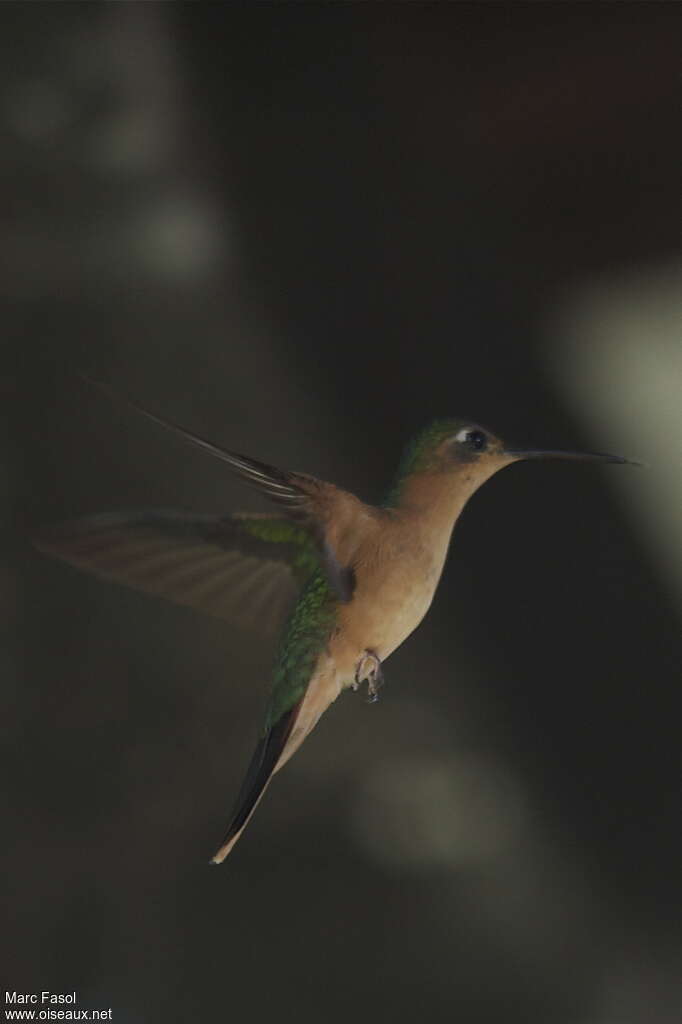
(79, 379, 354, 601)
(33, 511, 319, 636)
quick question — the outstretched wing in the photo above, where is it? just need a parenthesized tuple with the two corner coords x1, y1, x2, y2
(33, 511, 320, 635)
(80, 379, 356, 603)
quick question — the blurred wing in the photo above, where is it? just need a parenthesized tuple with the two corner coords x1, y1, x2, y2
(81, 380, 355, 603)
(33, 511, 320, 635)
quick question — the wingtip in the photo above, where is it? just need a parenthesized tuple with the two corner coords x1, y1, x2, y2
(30, 519, 74, 555)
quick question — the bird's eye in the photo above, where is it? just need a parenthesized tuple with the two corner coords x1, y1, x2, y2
(454, 427, 488, 451)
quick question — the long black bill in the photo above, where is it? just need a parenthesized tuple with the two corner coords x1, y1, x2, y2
(505, 448, 640, 466)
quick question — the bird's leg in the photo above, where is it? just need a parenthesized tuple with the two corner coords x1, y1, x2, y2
(353, 649, 384, 704)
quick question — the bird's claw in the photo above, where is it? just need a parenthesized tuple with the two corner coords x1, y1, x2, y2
(354, 649, 383, 704)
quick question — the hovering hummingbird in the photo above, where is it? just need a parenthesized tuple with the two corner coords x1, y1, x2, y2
(34, 398, 635, 863)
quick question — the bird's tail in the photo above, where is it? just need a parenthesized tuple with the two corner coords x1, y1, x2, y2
(210, 700, 302, 864)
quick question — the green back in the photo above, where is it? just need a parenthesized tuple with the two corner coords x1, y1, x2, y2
(265, 568, 338, 730)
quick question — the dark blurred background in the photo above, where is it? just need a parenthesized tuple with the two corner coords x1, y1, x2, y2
(4, 3, 682, 1022)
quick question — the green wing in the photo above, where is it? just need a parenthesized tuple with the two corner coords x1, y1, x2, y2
(33, 510, 320, 635)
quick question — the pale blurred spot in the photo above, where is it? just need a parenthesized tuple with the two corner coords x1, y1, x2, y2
(296, 693, 471, 785)
(89, 112, 170, 174)
(551, 264, 682, 609)
(3, 79, 75, 142)
(349, 751, 526, 869)
(583, 948, 682, 1024)
(133, 193, 228, 280)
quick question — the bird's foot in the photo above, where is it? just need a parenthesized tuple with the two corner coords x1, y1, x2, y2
(353, 649, 383, 704)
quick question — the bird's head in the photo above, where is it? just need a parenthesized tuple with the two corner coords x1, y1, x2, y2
(387, 417, 636, 509)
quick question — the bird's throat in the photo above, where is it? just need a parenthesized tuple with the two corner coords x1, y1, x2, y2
(393, 468, 481, 530)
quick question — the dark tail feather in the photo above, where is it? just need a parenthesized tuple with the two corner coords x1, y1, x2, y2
(210, 702, 301, 864)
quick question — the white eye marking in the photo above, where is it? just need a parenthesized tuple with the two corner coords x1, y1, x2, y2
(453, 427, 488, 451)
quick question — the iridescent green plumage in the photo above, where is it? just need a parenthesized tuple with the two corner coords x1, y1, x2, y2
(239, 517, 339, 729)
(238, 516, 320, 584)
(264, 421, 473, 730)
(384, 417, 470, 506)
(265, 568, 337, 729)
(264, 421, 471, 728)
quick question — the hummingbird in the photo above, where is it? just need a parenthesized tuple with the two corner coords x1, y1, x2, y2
(34, 399, 635, 863)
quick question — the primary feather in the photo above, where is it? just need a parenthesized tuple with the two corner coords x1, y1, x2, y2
(33, 511, 320, 635)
